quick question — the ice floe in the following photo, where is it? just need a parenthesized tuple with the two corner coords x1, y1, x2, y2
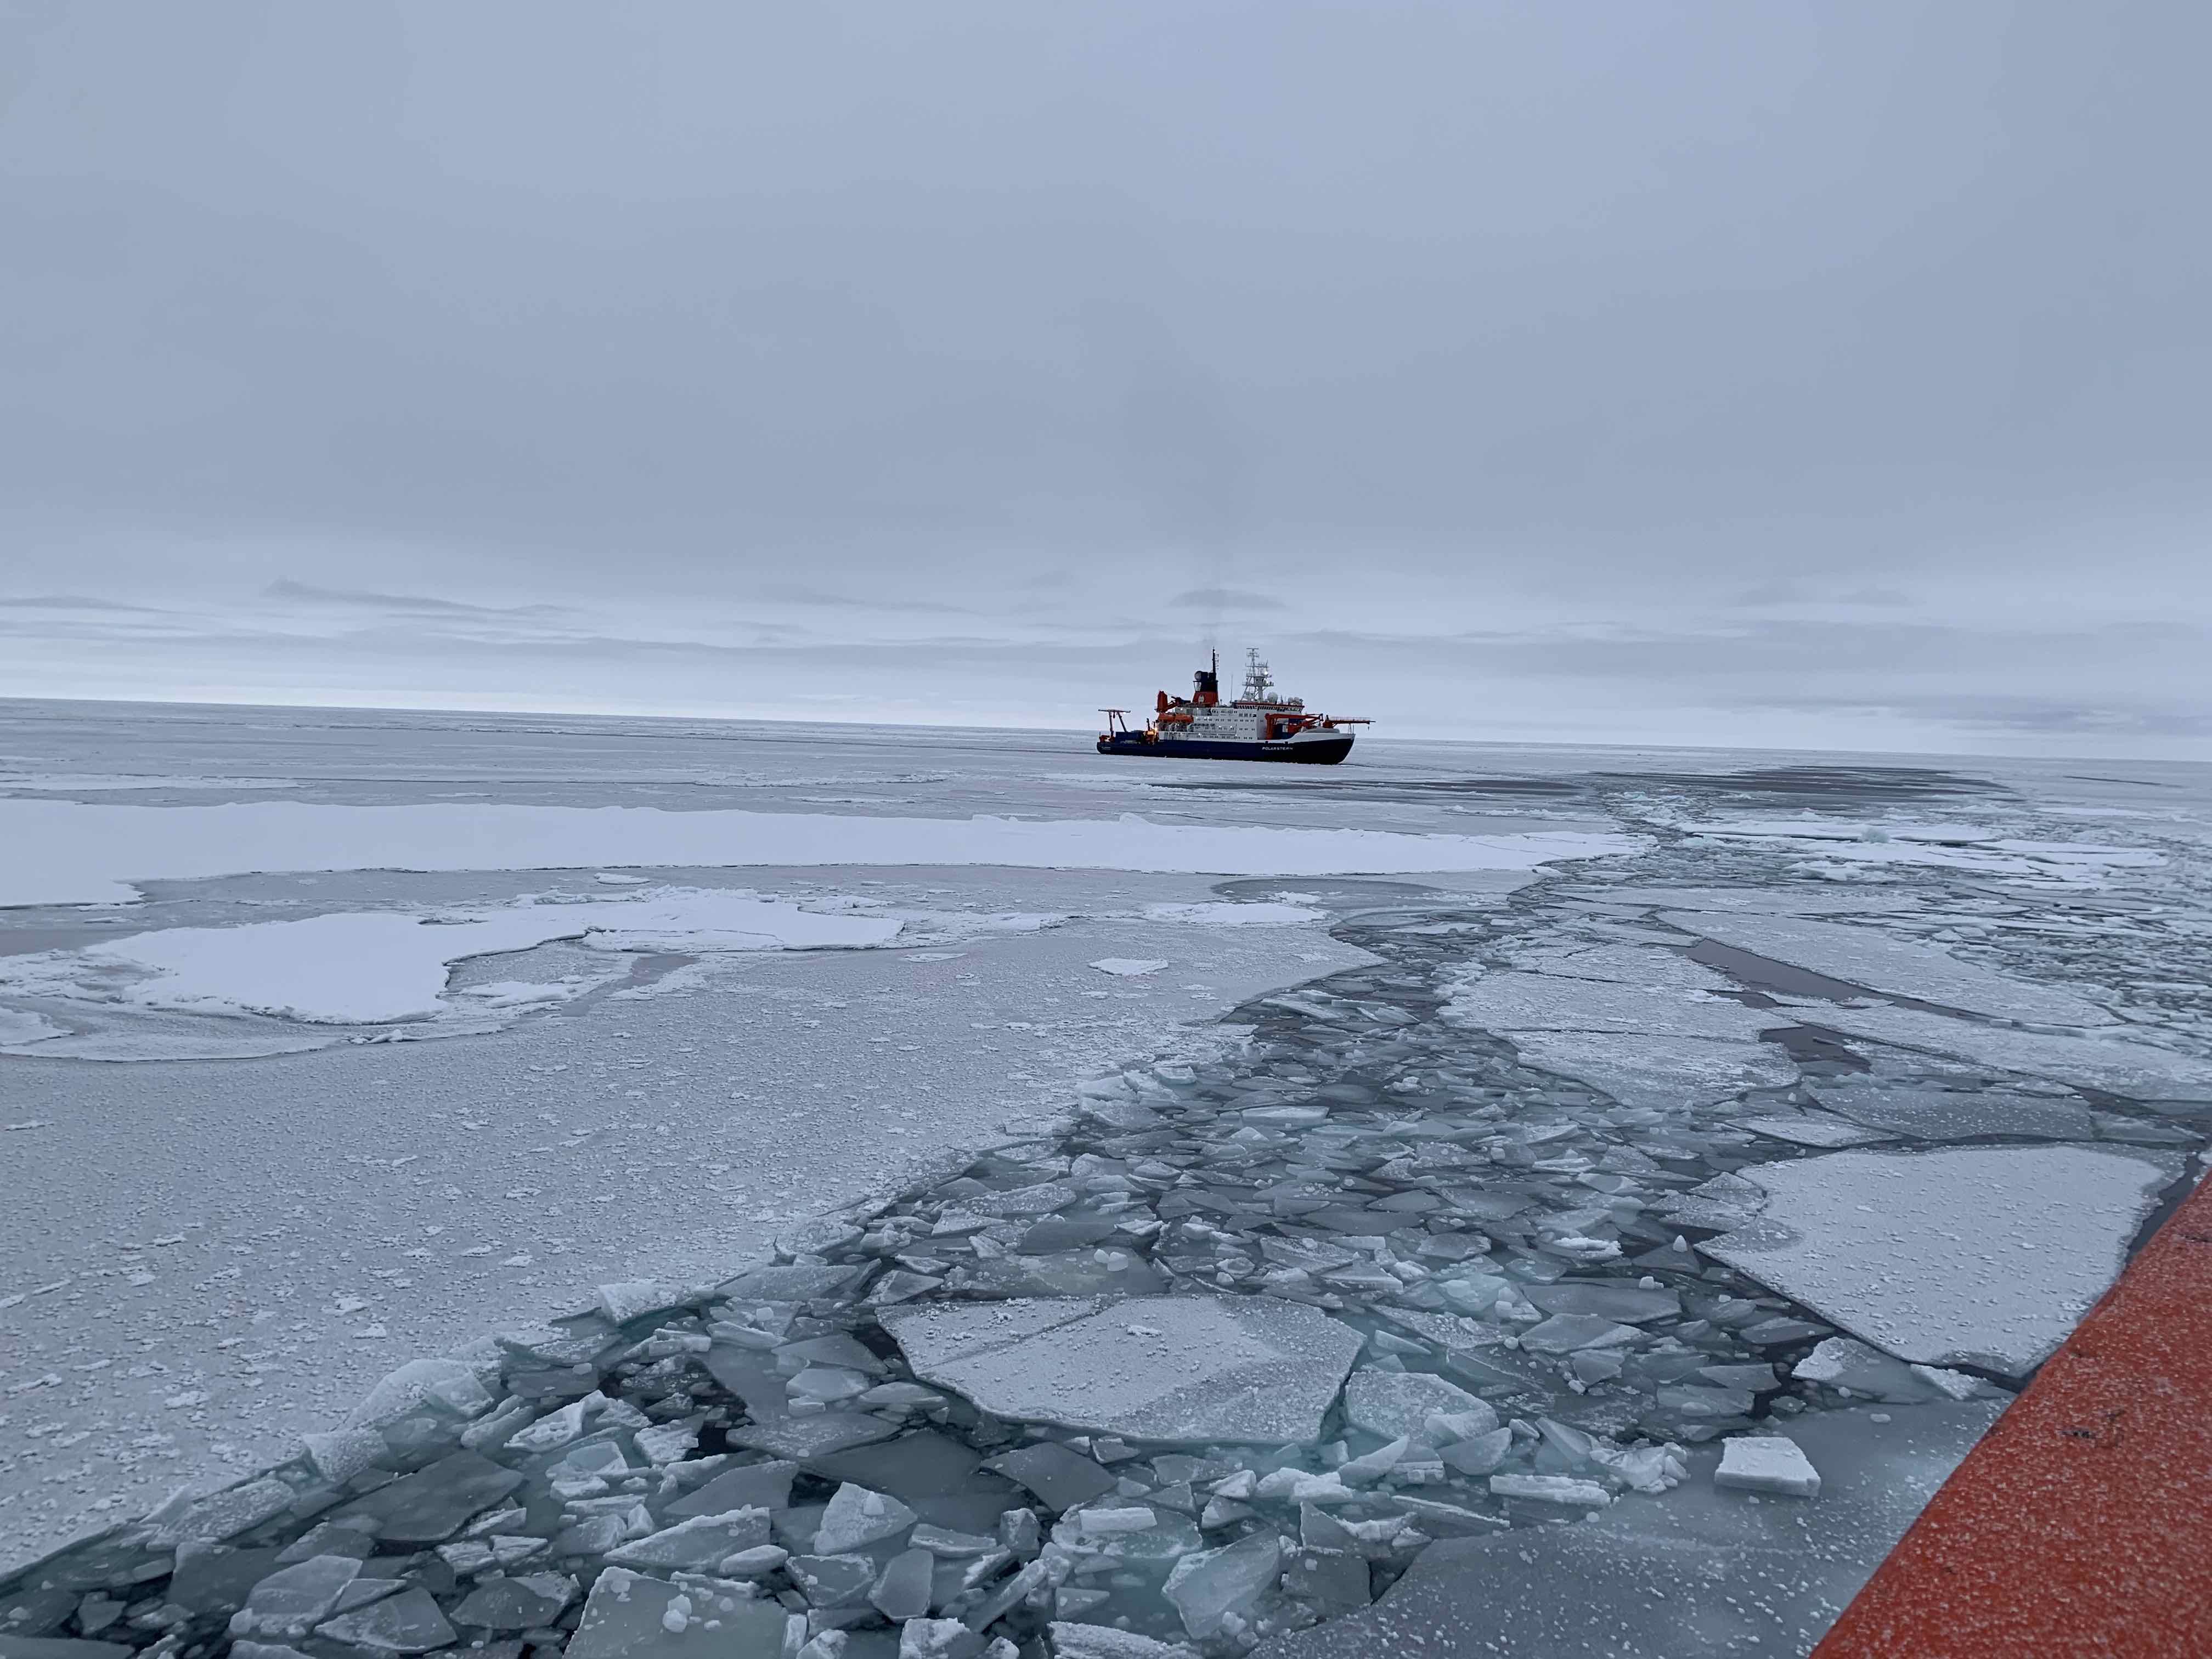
(0, 798, 1639, 907)
(879, 1295, 1363, 1444)
(1656, 910, 2114, 1025)
(1812, 1005, 2212, 1101)
(1700, 1144, 2179, 1376)
(0, 891, 898, 1027)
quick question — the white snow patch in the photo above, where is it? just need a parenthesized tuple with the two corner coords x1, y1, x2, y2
(1702, 1144, 2177, 1377)
(0, 798, 1639, 907)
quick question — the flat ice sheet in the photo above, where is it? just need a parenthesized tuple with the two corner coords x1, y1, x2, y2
(1816, 1005, 2212, 1102)
(1447, 969, 1780, 1041)
(881, 1294, 1363, 1444)
(1703, 1145, 2178, 1376)
(0, 890, 900, 1026)
(1658, 911, 2113, 1025)
(1509, 1032, 1798, 1112)
(0, 798, 1638, 907)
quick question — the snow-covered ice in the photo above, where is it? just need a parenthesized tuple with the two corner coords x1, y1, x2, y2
(1656, 910, 2114, 1025)
(879, 1295, 1363, 1443)
(1713, 1434, 1821, 1497)
(0, 796, 1637, 907)
(1813, 1004, 2212, 1101)
(1701, 1145, 2179, 1376)
(1, 890, 901, 1027)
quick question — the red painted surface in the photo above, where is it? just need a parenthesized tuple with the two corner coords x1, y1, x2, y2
(1813, 1165, 2212, 1657)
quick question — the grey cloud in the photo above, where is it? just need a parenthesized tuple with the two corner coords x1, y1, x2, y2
(264, 579, 569, 619)
(0, 3, 2205, 757)
(1169, 588, 1286, 612)
(0, 594, 167, 612)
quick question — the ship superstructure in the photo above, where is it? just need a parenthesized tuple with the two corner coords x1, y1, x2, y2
(1097, 648, 1368, 764)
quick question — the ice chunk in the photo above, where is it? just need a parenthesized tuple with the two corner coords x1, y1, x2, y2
(981, 1443, 1118, 1511)
(1714, 1436, 1822, 1498)
(1734, 1114, 1891, 1149)
(870, 1549, 935, 1621)
(1090, 959, 1170, 977)
(1341, 1371, 1484, 1440)
(314, 1588, 456, 1655)
(1703, 1145, 2177, 1376)
(882, 1295, 1362, 1444)
(1792, 1337, 1982, 1402)
(814, 1484, 919, 1553)
(668, 1460, 799, 1517)
(1517, 1314, 1640, 1354)
(1521, 1282, 1680, 1323)
(1657, 911, 2115, 1025)
(1505, 1032, 1798, 1113)
(607, 1508, 774, 1570)
(449, 1573, 578, 1629)
(568, 1567, 793, 1659)
(1448, 972, 1780, 1041)
(1048, 1623, 1196, 1659)
(1162, 1532, 1285, 1639)
(345, 1357, 494, 1427)
(148, 1476, 295, 1545)
(1488, 1474, 1610, 1509)
(228, 1556, 362, 1640)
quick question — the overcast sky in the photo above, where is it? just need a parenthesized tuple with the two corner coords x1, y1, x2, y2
(2, 2, 2206, 756)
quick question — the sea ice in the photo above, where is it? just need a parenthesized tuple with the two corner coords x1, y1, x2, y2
(0, 797, 1640, 907)
(1656, 911, 2114, 1025)
(1791, 1337, 1984, 1403)
(1702, 1144, 2178, 1376)
(1505, 1032, 1798, 1112)
(1446, 970, 1779, 1040)
(1805, 1080, 2098, 1142)
(881, 1295, 1363, 1443)
(0, 890, 900, 1026)
(1713, 1436, 1821, 1498)
(1733, 1113, 1891, 1149)
(1252, 1402, 2002, 1659)
(1089, 959, 1170, 977)
(1810, 1005, 2212, 1101)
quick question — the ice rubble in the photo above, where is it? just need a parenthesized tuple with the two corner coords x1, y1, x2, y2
(1655, 911, 2114, 1025)
(0, 797, 1639, 907)
(1251, 1403, 2001, 1659)
(1, 912, 1897, 1658)
(1701, 1146, 2177, 1377)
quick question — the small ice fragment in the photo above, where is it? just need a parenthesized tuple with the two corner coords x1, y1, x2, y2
(1714, 1435, 1822, 1498)
(1487, 1474, 1611, 1509)
(1088, 959, 1170, 977)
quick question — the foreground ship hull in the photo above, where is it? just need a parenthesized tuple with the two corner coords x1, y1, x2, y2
(1096, 732, 1354, 763)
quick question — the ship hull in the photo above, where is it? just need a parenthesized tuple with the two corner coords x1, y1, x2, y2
(1095, 733, 1354, 764)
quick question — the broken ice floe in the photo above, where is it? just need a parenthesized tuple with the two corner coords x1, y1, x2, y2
(1656, 911, 2114, 1025)
(879, 1297, 1363, 1444)
(1701, 1144, 2177, 1377)
(0, 796, 1640, 907)
(1809, 1005, 2212, 1101)
(1090, 960, 1172, 978)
